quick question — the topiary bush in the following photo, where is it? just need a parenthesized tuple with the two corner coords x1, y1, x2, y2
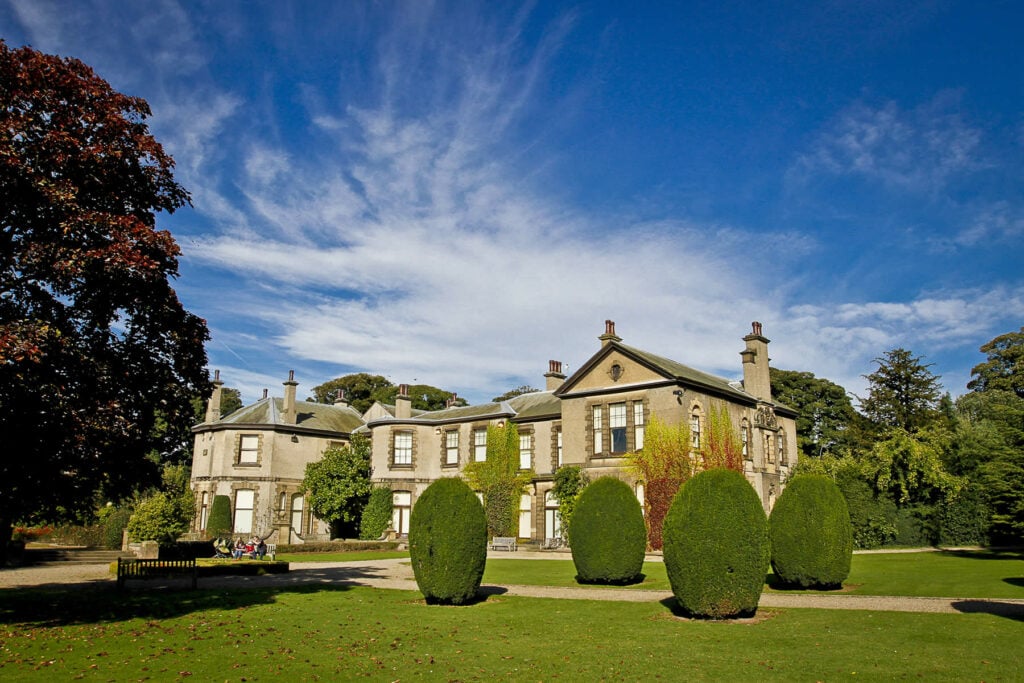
(206, 495, 232, 538)
(769, 474, 853, 589)
(359, 487, 394, 540)
(663, 468, 769, 618)
(408, 477, 487, 605)
(569, 476, 646, 584)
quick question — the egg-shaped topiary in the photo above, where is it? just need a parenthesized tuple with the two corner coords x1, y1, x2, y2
(206, 495, 233, 538)
(769, 474, 853, 589)
(408, 477, 488, 604)
(569, 476, 647, 584)
(663, 468, 770, 618)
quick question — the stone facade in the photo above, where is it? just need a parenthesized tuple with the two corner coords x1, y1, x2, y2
(366, 321, 798, 542)
(191, 321, 797, 544)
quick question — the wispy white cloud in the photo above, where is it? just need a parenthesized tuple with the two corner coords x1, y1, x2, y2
(792, 92, 986, 194)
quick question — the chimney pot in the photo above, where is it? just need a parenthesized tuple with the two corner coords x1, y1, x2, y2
(262, 388, 268, 399)
(395, 383, 412, 418)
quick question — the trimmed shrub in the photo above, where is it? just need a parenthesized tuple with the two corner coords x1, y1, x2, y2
(409, 477, 487, 605)
(769, 474, 853, 589)
(206, 495, 233, 538)
(359, 487, 395, 540)
(100, 507, 132, 549)
(663, 468, 769, 618)
(277, 540, 400, 554)
(569, 477, 646, 584)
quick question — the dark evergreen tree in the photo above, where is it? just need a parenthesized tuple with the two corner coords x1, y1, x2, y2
(859, 348, 942, 433)
(770, 368, 861, 458)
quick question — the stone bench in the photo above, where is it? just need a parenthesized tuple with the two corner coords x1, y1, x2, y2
(490, 537, 517, 552)
(116, 557, 197, 589)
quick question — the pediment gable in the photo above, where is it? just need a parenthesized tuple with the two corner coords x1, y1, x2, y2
(555, 344, 674, 396)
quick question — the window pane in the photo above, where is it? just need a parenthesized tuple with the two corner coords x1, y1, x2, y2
(519, 434, 531, 469)
(233, 489, 254, 533)
(609, 403, 626, 427)
(593, 406, 603, 454)
(239, 434, 258, 463)
(474, 429, 487, 462)
(394, 431, 412, 465)
(446, 431, 459, 465)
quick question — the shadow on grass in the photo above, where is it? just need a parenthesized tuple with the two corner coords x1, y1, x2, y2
(939, 548, 1024, 561)
(0, 562, 413, 627)
(952, 599, 1024, 622)
(657, 595, 759, 620)
(764, 572, 845, 592)
(574, 573, 647, 587)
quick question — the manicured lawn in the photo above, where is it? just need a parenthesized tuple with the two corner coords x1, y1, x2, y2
(0, 584, 1021, 680)
(275, 550, 410, 563)
(482, 549, 1024, 599)
(844, 549, 1024, 599)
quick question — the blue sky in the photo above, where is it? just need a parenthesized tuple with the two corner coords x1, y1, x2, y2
(3, 1, 1022, 406)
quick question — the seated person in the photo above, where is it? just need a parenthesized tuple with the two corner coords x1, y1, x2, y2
(232, 538, 246, 560)
(254, 537, 267, 559)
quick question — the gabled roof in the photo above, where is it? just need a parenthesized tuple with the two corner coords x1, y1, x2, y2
(555, 340, 756, 404)
(365, 391, 563, 428)
(508, 390, 562, 421)
(195, 397, 365, 434)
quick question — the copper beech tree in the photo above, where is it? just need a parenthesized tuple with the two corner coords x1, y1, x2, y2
(0, 42, 209, 559)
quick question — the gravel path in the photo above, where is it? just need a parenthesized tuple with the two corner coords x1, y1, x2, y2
(4, 556, 1023, 618)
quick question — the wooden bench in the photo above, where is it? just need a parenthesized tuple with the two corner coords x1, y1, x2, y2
(116, 557, 197, 590)
(490, 537, 517, 552)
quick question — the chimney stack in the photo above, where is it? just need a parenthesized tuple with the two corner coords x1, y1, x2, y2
(283, 370, 298, 424)
(205, 369, 224, 423)
(333, 388, 349, 407)
(545, 360, 566, 391)
(262, 388, 268, 400)
(445, 392, 458, 409)
(395, 383, 412, 419)
(740, 322, 772, 402)
(599, 319, 622, 347)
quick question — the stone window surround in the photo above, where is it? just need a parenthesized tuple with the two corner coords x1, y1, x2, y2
(518, 426, 534, 470)
(471, 423, 489, 462)
(586, 397, 648, 461)
(550, 422, 562, 471)
(440, 427, 460, 468)
(389, 428, 416, 469)
(229, 482, 259, 535)
(234, 432, 263, 467)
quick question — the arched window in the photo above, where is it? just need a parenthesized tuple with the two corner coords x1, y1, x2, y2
(544, 491, 561, 541)
(290, 494, 304, 534)
(741, 418, 750, 459)
(690, 407, 702, 450)
(392, 491, 412, 536)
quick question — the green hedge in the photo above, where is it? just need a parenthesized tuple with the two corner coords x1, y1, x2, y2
(663, 468, 769, 618)
(277, 540, 401, 554)
(359, 487, 394, 540)
(569, 477, 646, 584)
(409, 478, 487, 604)
(769, 475, 852, 589)
(206, 495, 233, 538)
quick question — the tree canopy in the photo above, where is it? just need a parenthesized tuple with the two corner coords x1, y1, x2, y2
(968, 327, 1024, 398)
(309, 373, 467, 413)
(859, 348, 942, 433)
(491, 385, 540, 402)
(302, 434, 373, 538)
(770, 368, 860, 458)
(0, 42, 209, 556)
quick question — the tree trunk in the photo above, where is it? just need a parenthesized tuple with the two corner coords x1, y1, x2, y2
(0, 519, 13, 567)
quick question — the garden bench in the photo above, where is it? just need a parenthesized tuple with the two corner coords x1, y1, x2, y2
(265, 543, 277, 560)
(116, 557, 197, 590)
(490, 537, 517, 551)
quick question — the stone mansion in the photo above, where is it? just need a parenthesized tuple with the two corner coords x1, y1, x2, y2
(189, 321, 798, 544)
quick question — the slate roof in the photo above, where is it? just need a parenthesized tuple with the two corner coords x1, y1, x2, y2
(365, 390, 564, 427)
(197, 397, 365, 434)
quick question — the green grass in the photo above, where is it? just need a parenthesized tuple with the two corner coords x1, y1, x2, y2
(843, 549, 1024, 599)
(481, 550, 1024, 599)
(0, 584, 1020, 681)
